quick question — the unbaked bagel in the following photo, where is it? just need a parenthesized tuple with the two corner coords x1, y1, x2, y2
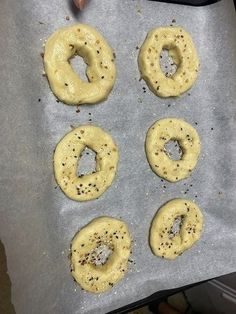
(138, 26, 199, 97)
(70, 216, 131, 293)
(44, 24, 116, 105)
(145, 118, 201, 182)
(54, 125, 119, 201)
(149, 199, 203, 260)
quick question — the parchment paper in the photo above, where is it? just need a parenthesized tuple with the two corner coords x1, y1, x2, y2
(0, 0, 236, 313)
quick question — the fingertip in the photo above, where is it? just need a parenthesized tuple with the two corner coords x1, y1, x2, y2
(73, 0, 86, 10)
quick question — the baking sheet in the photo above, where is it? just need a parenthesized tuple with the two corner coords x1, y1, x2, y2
(1, 0, 236, 313)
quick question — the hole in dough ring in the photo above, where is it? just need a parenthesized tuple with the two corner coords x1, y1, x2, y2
(149, 199, 203, 260)
(145, 118, 201, 182)
(70, 216, 132, 293)
(44, 24, 116, 105)
(53, 125, 119, 201)
(138, 27, 199, 97)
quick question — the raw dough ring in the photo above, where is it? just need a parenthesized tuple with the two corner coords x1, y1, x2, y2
(44, 24, 116, 105)
(149, 199, 203, 260)
(138, 27, 199, 97)
(54, 125, 119, 201)
(145, 118, 201, 182)
(70, 216, 131, 293)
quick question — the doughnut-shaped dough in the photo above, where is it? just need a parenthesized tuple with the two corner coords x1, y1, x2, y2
(44, 24, 116, 105)
(70, 216, 131, 293)
(145, 118, 201, 182)
(138, 27, 199, 97)
(54, 125, 119, 201)
(150, 199, 203, 260)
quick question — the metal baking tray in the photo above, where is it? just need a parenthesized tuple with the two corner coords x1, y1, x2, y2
(0, 0, 236, 313)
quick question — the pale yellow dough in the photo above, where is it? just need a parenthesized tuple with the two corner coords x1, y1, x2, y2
(54, 125, 119, 201)
(71, 216, 131, 293)
(138, 27, 199, 97)
(44, 24, 116, 105)
(149, 199, 203, 260)
(145, 118, 201, 182)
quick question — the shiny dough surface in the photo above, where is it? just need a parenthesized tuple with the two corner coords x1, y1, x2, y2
(71, 216, 131, 293)
(145, 118, 201, 182)
(44, 24, 116, 105)
(149, 199, 203, 260)
(138, 27, 199, 97)
(54, 125, 119, 201)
